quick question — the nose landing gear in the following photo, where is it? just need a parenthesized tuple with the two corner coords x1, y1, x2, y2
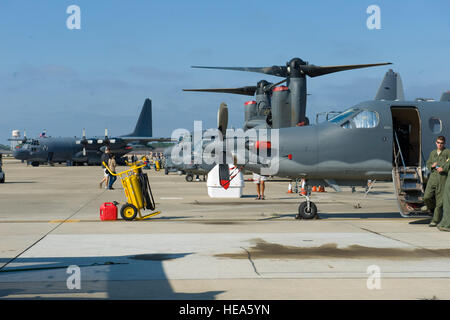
(295, 188, 319, 220)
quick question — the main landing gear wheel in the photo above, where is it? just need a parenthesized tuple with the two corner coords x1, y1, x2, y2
(296, 201, 318, 219)
(120, 203, 138, 221)
(185, 174, 193, 182)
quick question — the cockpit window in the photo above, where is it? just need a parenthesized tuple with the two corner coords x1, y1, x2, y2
(337, 109, 379, 129)
(328, 108, 359, 123)
(351, 110, 379, 128)
(341, 121, 351, 129)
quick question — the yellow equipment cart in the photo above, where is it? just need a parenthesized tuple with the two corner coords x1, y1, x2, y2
(104, 160, 161, 221)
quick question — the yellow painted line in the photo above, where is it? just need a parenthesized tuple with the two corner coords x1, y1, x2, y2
(49, 219, 81, 223)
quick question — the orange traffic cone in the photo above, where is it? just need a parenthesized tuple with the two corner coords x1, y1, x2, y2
(287, 183, 293, 194)
(318, 186, 325, 192)
(301, 187, 307, 195)
(312, 186, 317, 192)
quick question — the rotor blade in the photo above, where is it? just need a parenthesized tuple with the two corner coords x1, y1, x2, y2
(183, 79, 288, 96)
(217, 102, 228, 137)
(265, 78, 288, 92)
(183, 86, 256, 96)
(300, 62, 392, 77)
(192, 65, 288, 78)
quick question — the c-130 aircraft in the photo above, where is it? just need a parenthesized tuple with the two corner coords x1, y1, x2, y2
(186, 58, 450, 220)
(12, 99, 170, 166)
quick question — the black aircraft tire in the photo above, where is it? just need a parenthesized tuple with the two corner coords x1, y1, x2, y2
(297, 201, 318, 220)
(186, 174, 193, 182)
(165, 167, 169, 175)
(120, 203, 138, 221)
(0, 177, 4, 183)
(31, 161, 40, 167)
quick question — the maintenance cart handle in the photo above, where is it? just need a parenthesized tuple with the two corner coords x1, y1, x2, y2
(103, 162, 146, 176)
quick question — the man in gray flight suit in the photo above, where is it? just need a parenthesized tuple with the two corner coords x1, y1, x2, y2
(424, 136, 450, 227)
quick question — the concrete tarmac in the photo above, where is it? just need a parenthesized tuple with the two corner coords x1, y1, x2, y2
(0, 159, 449, 300)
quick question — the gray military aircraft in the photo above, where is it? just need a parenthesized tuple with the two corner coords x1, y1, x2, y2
(185, 58, 450, 220)
(12, 99, 170, 166)
(163, 131, 215, 181)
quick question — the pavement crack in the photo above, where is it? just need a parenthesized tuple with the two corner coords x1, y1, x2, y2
(358, 227, 450, 259)
(241, 246, 261, 276)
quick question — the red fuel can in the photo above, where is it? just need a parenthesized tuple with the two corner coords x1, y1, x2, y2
(100, 202, 118, 221)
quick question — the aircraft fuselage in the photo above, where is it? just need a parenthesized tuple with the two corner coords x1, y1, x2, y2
(245, 100, 450, 186)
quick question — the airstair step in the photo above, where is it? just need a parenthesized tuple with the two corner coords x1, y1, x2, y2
(401, 182, 422, 191)
(401, 194, 424, 204)
(399, 173, 419, 180)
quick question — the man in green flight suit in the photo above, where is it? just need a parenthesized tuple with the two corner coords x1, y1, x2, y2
(437, 139, 450, 231)
(423, 136, 450, 227)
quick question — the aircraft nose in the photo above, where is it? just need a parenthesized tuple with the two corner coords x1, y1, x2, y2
(13, 149, 29, 160)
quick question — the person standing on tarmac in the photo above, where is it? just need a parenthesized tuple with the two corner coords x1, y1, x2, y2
(253, 173, 267, 200)
(423, 136, 450, 227)
(438, 178, 450, 231)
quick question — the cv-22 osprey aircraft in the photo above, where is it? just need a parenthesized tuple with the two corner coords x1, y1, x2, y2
(12, 99, 170, 166)
(185, 57, 450, 220)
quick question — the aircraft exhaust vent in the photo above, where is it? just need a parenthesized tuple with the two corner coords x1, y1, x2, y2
(440, 91, 450, 102)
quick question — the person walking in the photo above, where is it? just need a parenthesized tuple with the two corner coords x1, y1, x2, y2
(423, 136, 450, 227)
(99, 147, 111, 189)
(107, 154, 117, 190)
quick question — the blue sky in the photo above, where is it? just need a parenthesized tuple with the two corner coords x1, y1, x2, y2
(0, 0, 449, 144)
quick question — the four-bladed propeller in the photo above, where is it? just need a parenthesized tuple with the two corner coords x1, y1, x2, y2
(75, 128, 94, 156)
(97, 128, 116, 146)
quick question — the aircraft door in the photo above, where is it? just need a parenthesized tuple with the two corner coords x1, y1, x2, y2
(391, 107, 421, 168)
(390, 107, 427, 217)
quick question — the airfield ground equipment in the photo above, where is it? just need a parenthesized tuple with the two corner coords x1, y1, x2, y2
(99, 202, 118, 221)
(104, 159, 160, 221)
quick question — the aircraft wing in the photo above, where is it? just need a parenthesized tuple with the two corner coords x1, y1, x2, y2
(120, 136, 176, 143)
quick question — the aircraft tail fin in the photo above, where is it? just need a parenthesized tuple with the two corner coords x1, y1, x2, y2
(375, 69, 405, 101)
(440, 91, 450, 102)
(123, 98, 153, 137)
